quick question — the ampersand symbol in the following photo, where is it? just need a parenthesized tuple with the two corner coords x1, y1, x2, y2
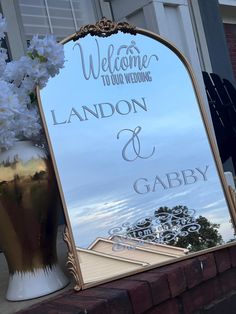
(117, 126, 156, 162)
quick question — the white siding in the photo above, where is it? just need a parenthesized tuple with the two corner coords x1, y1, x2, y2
(18, 0, 96, 40)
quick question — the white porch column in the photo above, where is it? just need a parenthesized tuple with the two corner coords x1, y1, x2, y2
(0, 0, 26, 59)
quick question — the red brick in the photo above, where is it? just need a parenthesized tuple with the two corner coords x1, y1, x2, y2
(181, 288, 204, 314)
(201, 277, 222, 301)
(17, 290, 109, 314)
(229, 245, 236, 267)
(218, 268, 236, 294)
(224, 23, 236, 79)
(53, 295, 109, 314)
(79, 287, 133, 314)
(181, 279, 221, 314)
(182, 259, 203, 288)
(125, 272, 170, 305)
(102, 279, 152, 314)
(151, 264, 187, 297)
(17, 303, 87, 314)
(145, 299, 180, 314)
(198, 253, 217, 281)
(214, 249, 231, 273)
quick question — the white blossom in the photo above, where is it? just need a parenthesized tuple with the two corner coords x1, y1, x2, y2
(0, 80, 20, 117)
(0, 80, 20, 150)
(4, 57, 28, 86)
(14, 106, 42, 139)
(28, 34, 65, 77)
(0, 14, 64, 151)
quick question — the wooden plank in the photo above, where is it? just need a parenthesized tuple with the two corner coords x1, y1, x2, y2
(202, 72, 233, 163)
(210, 73, 232, 106)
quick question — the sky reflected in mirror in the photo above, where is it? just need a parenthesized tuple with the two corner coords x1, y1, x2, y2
(40, 32, 235, 250)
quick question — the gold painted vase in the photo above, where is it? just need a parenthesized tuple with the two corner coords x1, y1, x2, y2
(0, 141, 68, 301)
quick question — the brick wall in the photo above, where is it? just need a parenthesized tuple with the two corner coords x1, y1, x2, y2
(17, 245, 236, 314)
(224, 23, 236, 80)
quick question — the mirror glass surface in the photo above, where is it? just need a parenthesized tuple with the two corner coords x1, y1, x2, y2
(39, 31, 235, 285)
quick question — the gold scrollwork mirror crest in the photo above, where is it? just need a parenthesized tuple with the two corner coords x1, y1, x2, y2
(63, 227, 81, 291)
(73, 17, 137, 39)
(37, 17, 236, 291)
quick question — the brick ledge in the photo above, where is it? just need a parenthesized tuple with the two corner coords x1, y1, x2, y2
(17, 245, 236, 314)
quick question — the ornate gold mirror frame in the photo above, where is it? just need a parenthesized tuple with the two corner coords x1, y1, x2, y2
(37, 18, 236, 291)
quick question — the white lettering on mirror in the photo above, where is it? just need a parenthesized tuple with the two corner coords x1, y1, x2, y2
(50, 97, 148, 125)
(133, 165, 209, 194)
(73, 39, 158, 86)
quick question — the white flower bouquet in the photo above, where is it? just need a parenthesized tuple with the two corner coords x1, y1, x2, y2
(0, 14, 64, 151)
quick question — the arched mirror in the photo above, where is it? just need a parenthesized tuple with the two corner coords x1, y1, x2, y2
(37, 18, 236, 290)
